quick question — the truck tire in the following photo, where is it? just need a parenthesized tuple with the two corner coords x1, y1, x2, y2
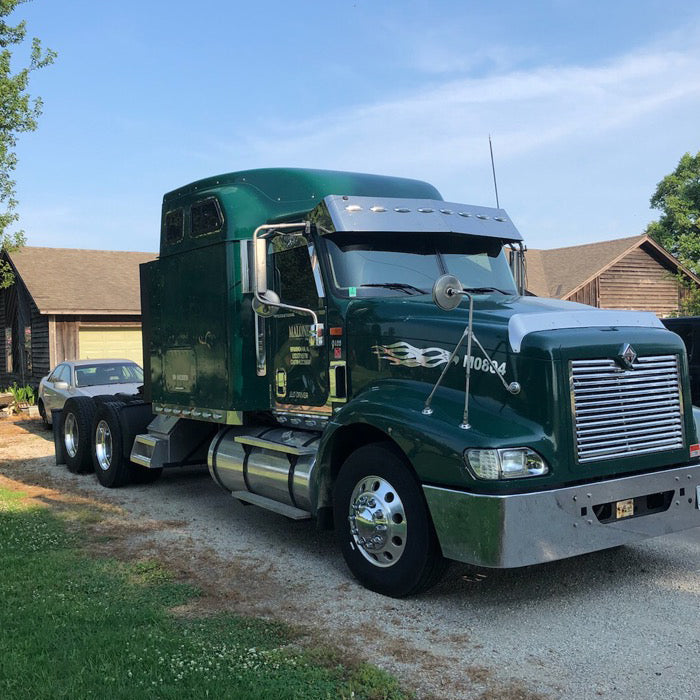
(333, 442, 448, 597)
(92, 394, 121, 406)
(92, 401, 131, 488)
(62, 397, 98, 474)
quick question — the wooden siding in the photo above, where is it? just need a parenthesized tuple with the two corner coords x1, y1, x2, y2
(30, 301, 50, 384)
(597, 247, 679, 316)
(568, 278, 599, 307)
(1, 281, 20, 387)
(54, 319, 79, 364)
(0, 277, 49, 388)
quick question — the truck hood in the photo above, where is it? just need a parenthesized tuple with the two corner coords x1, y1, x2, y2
(345, 293, 663, 356)
(344, 292, 693, 489)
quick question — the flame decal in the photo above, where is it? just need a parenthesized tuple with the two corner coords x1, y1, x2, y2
(371, 342, 454, 368)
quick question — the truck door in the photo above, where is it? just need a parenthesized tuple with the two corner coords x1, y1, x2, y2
(269, 234, 328, 408)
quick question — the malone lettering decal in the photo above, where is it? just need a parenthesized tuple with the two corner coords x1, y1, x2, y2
(289, 324, 311, 339)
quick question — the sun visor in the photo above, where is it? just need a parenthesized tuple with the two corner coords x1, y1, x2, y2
(316, 195, 523, 242)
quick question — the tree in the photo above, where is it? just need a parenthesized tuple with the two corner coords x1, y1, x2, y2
(0, 0, 56, 289)
(645, 151, 700, 315)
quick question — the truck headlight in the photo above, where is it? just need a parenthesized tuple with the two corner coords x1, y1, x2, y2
(465, 448, 548, 480)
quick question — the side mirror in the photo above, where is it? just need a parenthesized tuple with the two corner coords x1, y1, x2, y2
(54, 380, 69, 391)
(432, 274, 463, 311)
(252, 290, 280, 317)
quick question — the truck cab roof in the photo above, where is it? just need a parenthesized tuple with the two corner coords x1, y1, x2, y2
(159, 167, 443, 257)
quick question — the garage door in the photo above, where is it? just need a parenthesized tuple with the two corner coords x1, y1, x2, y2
(78, 327, 143, 366)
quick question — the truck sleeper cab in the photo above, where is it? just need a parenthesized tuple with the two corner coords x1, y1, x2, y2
(62, 168, 700, 598)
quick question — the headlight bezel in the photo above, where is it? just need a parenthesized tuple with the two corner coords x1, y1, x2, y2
(464, 447, 549, 480)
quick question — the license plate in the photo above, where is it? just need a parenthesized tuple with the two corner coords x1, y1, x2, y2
(616, 498, 634, 519)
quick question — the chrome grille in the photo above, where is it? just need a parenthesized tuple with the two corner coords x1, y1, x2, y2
(571, 355, 683, 463)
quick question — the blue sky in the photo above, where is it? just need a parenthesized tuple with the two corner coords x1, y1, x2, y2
(12, 0, 700, 253)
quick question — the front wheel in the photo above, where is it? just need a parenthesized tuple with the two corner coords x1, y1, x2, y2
(333, 442, 448, 597)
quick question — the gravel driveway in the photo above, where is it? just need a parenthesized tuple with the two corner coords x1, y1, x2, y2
(1, 417, 698, 699)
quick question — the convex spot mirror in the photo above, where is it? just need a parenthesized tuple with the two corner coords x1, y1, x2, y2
(432, 274, 463, 311)
(252, 290, 280, 317)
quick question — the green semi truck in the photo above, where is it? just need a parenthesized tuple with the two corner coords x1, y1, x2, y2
(59, 168, 700, 596)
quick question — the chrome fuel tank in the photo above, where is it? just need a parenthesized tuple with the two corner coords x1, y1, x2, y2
(208, 426, 321, 512)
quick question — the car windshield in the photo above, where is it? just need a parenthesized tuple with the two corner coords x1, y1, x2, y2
(74, 363, 143, 387)
(322, 232, 517, 297)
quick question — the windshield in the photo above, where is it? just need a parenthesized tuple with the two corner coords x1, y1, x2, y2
(322, 232, 517, 297)
(75, 362, 144, 387)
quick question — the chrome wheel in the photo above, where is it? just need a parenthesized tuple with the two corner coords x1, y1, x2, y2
(95, 419, 113, 471)
(64, 412, 79, 458)
(348, 475, 407, 568)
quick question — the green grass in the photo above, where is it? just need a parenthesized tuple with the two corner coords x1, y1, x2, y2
(0, 487, 408, 700)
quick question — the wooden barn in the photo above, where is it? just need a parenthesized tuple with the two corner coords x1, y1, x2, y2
(0, 247, 156, 389)
(525, 234, 700, 316)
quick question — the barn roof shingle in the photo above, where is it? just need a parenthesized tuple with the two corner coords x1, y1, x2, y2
(7, 246, 157, 314)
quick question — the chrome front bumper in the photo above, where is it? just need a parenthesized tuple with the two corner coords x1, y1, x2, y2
(423, 463, 700, 568)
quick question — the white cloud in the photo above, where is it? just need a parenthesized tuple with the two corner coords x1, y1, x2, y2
(218, 31, 700, 247)
(20, 21, 700, 252)
(240, 41, 700, 173)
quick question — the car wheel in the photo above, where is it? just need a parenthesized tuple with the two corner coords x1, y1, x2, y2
(92, 401, 132, 488)
(62, 397, 97, 474)
(38, 399, 51, 429)
(333, 442, 448, 597)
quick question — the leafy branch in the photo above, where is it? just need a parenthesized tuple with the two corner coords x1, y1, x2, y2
(0, 1, 56, 288)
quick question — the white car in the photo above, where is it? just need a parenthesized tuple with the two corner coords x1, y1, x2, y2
(38, 359, 144, 426)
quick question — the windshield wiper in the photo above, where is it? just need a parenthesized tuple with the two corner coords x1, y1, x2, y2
(461, 286, 511, 295)
(360, 282, 427, 295)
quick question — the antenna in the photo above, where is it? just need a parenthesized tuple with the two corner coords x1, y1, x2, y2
(489, 134, 500, 209)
